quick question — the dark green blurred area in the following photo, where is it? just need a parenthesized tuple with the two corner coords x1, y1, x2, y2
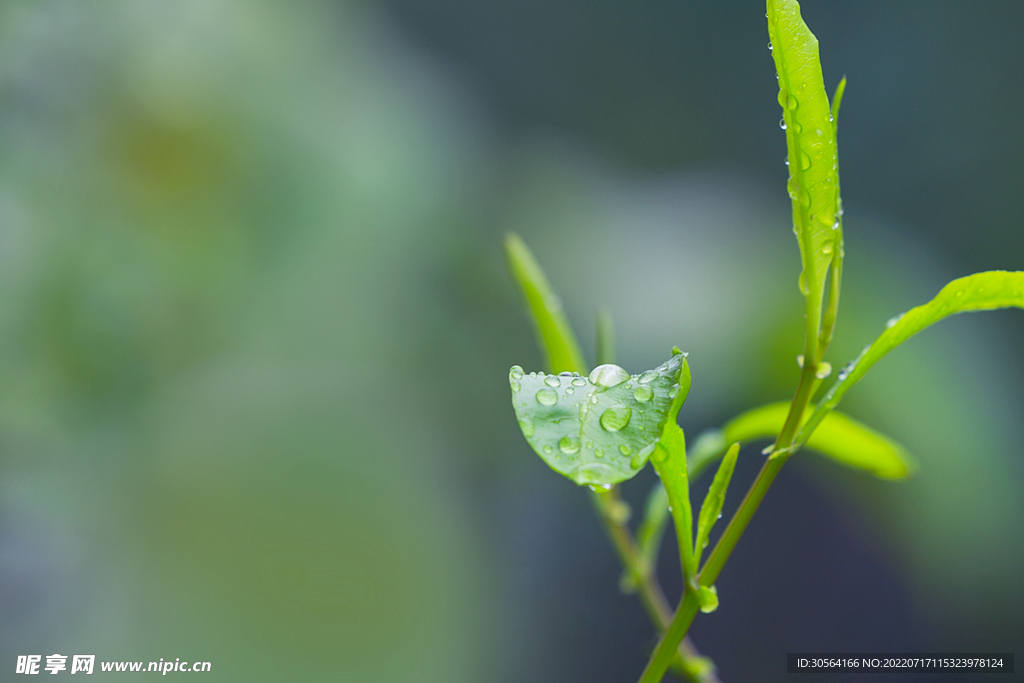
(0, 1, 1021, 681)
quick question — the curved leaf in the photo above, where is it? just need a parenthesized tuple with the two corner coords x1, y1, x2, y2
(510, 351, 689, 486)
(649, 361, 695, 578)
(799, 270, 1024, 444)
(652, 422, 696, 579)
(684, 402, 915, 479)
(694, 442, 739, 567)
(725, 402, 914, 479)
(769, 0, 840, 358)
(504, 233, 586, 374)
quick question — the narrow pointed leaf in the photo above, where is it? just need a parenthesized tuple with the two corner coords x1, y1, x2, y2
(504, 233, 586, 374)
(720, 402, 914, 479)
(652, 421, 696, 579)
(510, 351, 689, 486)
(799, 271, 1024, 444)
(819, 76, 847, 354)
(768, 0, 840, 358)
(694, 442, 739, 567)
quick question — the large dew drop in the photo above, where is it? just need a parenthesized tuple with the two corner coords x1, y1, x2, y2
(633, 386, 654, 402)
(535, 388, 558, 406)
(559, 435, 580, 455)
(600, 405, 632, 432)
(589, 364, 630, 388)
(544, 375, 561, 388)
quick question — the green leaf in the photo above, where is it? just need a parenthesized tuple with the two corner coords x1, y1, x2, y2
(768, 0, 840, 359)
(799, 270, 1024, 445)
(652, 421, 696, 579)
(648, 360, 695, 578)
(819, 75, 847, 355)
(727, 402, 914, 479)
(684, 402, 915, 479)
(694, 442, 739, 567)
(510, 351, 690, 486)
(698, 585, 719, 614)
(504, 233, 587, 374)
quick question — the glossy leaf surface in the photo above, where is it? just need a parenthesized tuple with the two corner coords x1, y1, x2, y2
(768, 0, 840, 356)
(510, 352, 688, 486)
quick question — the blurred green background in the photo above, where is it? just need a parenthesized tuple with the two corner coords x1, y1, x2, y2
(0, 1, 1021, 681)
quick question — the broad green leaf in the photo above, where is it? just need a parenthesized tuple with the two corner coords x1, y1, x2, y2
(694, 442, 739, 567)
(510, 351, 689, 486)
(504, 233, 586, 374)
(799, 270, 1024, 445)
(652, 421, 696, 579)
(768, 0, 840, 358)
(698, 585, 719, 614)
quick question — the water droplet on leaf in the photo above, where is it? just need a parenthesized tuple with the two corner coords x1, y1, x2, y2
(600, 405, 633, 432)
(589, 364, 630, 388)
(559, 435, 580, 455)
(544, 375, 561, 388)
(536, 388, 558, 406)
(633, 386, 654, 402)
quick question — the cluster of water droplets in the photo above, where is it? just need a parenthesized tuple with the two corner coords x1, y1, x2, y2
(509, 354, 686, 480)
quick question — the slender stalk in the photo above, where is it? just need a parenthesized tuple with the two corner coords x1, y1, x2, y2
(637, 588, 701, 683)
(591, 490, 720, 683)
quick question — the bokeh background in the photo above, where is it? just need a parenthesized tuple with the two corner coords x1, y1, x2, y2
(0, 0, 1022, 681)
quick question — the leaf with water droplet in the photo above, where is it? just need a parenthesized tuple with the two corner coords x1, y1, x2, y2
(769, 0, 841, 361)
(693, 442, 739, 569)
(799, 271, 1024, 448)
(511, 351, 691, 486)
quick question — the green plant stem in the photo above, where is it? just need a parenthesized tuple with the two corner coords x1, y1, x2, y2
(636, 364, 819, 683)
(637, 588, 701, 683)
(592, 490, 720, 683)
